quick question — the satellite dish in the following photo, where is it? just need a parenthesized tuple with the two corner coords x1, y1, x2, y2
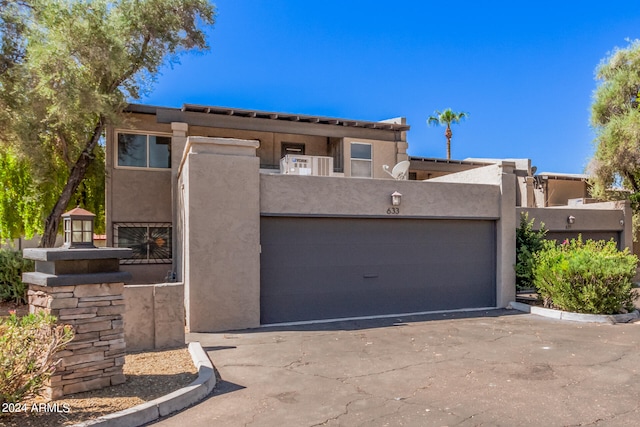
(382, 161, 410, 180)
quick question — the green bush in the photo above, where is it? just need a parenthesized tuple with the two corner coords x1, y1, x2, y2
(0, 311, 74, 406)
(533, 237, 637, 314)
(515, 212, 547, 291)
(0, 249, 34, 304)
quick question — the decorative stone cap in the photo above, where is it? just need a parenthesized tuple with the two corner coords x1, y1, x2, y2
(23, 247, 132, 262)
(23, 271, 132, 287)
(22, 247, 133, 287)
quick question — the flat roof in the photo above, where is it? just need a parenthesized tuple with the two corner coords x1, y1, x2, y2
(125, 103, 410, 132)
(537, 172, 589, 180)
(409, 156, 492, 166)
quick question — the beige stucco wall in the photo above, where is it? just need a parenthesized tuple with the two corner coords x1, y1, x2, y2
(178, 137, 261, 332)
(189, 125, 330, 168)
(105, 120, 173, 236)
(105, 121, 174, 284)
(518, 203, 631, 251)
(260, 175, 500, 219)
(343, 137, 400, 179)
(546, 179, 589, 207)
(124, 283, 185, 351)
(108, 170, 172, 223)
(428, 163, 504, 186)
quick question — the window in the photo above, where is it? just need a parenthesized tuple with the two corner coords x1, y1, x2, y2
(350, 142, 372, 178)
(113, 223, 172, 264)
(117, 132, 171, 169)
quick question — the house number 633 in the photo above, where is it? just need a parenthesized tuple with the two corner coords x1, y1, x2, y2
(386, 207, 400, 215)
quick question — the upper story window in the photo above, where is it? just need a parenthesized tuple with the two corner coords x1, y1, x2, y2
(350, 142, 372, 178)
(117, 132, 171, 169)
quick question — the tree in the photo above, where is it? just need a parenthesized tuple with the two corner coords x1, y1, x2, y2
(589, 40, 640, 232)
(427, 108, 468, 160)
(0, 0, 215, 247)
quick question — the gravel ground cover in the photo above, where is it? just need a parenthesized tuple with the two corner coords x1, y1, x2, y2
(1, 343, 197, 427)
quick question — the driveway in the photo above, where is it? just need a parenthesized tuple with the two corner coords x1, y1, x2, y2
(154, 310, 640, 426)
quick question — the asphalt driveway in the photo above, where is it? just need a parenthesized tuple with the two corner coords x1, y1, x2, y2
(154, 309, 640, 426)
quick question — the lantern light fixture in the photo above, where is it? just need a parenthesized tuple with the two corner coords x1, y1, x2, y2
(391, 191, 402, 207)
(62, 207, 96, 249)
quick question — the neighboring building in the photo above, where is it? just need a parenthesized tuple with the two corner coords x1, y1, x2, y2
(409, 158, 591, 209)
(105, 103, 631, 332)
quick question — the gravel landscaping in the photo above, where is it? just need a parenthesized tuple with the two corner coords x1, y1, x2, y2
(1, 347, 198, 427)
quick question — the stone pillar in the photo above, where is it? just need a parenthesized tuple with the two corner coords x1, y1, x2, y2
(22, 247, 131, 399)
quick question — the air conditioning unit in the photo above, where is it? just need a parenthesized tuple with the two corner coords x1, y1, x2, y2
(280, 155, 334, 176)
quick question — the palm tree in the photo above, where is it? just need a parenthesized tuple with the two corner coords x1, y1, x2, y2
(427, 109, 468, 160)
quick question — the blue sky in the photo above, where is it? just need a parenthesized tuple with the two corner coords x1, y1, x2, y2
(142, 1, 640, 174)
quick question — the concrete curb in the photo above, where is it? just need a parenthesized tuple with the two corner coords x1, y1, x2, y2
(509, 301, 640, 324)
(72, 342, 216, 427)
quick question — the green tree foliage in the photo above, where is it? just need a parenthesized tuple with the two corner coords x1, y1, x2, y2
(0, 249, 34, 305)
(427, 108, 468, 160)
(515, 212, 547, 291)
(590, 40, 640, 230)
(533, 237, 637, 314)
(0, 0, 215, 246)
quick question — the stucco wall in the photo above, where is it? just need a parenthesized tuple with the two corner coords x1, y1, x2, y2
(343, 137, 401, 179)
(123, 283, 185, 351)
(545, 179, 589, 207)
(105, 120, 173, 238)
(179, 137, 261, 332)
(190, 125, 330, 168)
(260, 175, 500, 219)
(517, 204, 631, 251)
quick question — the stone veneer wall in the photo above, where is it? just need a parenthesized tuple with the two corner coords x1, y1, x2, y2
(28, 282, 126, 399)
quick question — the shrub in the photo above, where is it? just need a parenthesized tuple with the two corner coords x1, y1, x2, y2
(515, 212, 547, 291)
(0, 311, 74, 406)
(0, 249, 34, 304)
(533, 237, 637, 314)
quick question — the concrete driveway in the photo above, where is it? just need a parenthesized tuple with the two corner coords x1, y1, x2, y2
(153, 310, 640, 426)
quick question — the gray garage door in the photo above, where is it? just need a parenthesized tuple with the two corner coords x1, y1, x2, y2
(260, 217, 496, 324)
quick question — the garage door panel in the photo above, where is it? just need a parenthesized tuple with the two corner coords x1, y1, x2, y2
(261, 217, 495, 324)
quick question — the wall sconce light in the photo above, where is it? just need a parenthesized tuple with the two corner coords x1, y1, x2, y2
(62, 207, 96, 249)
(567, 215, 576, 225)
(391, 191, 402, 207)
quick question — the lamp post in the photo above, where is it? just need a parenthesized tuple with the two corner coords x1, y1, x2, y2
(62, 207, 96, 248)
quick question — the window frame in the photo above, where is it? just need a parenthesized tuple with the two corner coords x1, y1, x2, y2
(113, 222, 172, 265)
(350, 142, 373, 178)
(114, 130, 172, 171)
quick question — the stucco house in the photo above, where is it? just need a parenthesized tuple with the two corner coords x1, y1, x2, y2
(106, 103, 631, 332)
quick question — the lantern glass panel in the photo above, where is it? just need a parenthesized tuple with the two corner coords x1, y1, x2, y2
(83, 231, 92, 242)
(72, 231, 82, 241)
(72, 220, 82, 231)
(83, 220, 92, 231)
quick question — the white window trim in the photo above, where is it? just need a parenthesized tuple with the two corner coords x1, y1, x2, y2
(350, 142, 373, 178)
(114, 130, 172, 171)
